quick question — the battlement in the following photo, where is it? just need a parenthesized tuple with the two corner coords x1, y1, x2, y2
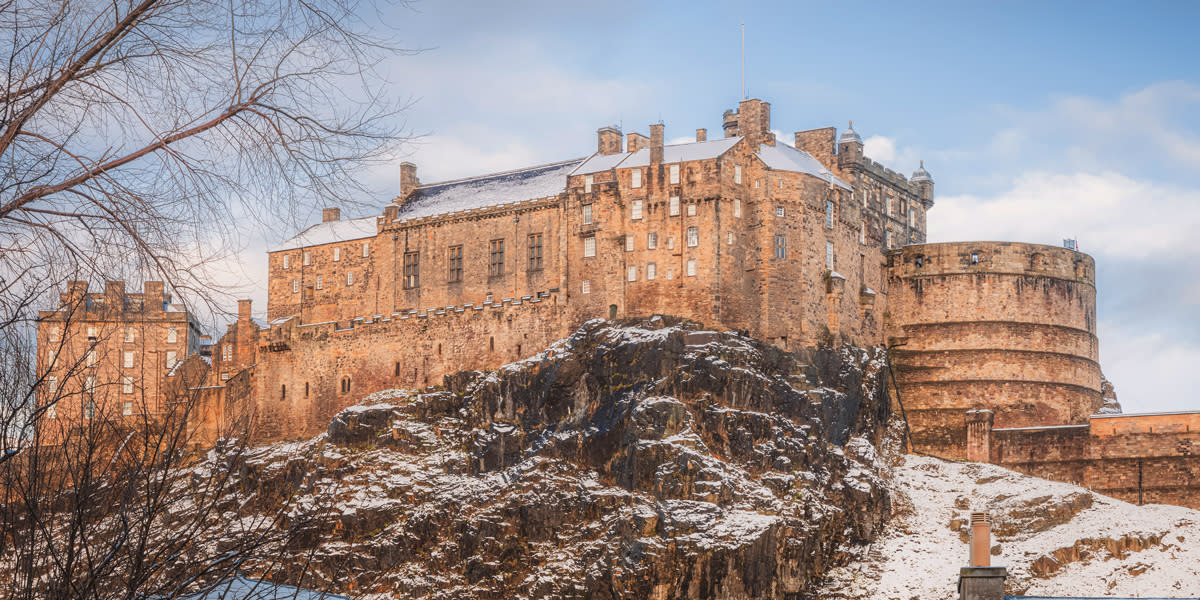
(890, 241, 1095, 284)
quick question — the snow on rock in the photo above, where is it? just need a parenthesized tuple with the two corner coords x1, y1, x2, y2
(819, 455, 1200, 599)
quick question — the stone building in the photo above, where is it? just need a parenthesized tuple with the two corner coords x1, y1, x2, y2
(35, 280, 203, 442)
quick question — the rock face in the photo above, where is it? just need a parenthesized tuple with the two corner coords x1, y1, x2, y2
(232, 318, 892, 599)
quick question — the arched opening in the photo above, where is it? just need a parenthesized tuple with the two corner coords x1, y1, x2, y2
(341, 376, 351, 394)
(609, 304, 618, 320)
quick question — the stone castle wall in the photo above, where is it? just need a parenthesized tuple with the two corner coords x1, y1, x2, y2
(887, 242, 1102, 459)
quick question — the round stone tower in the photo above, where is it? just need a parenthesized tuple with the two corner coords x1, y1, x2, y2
(886, 242, 1103, 459)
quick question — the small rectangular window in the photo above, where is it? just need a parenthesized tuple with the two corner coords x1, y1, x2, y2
(584, 174, 594, 193)
(124, 327, 134, 343)
(448, 245, 463, 282)
(87, 326, 97, 340)
(84, 399, 95, 418)
(971, 252, 980, 265)
(85, 376, 95, 393)
(86, 350, 96, 366)
(686, 259, 696, 277)
(403, 251, 419, 289)
(734, 199, 741, 218)
(826, 200, 835, 229)
(303, 250, 311, 266)
(528, 233, 543, 271)
(734, 165, 742, 184)
(632, 200, 643, 220)
(669, 196, 680, 217)
(631, 168, 642, 188)
(886, 230, 893, 249)
(886, 196, 893, 216)
(167, 327, 177, 343)
(908, 208, 915, 228)
(583, 236, 596, 258)
(727, 232, 734, 245)
(123, 351, 134, 368)
(489, 239, 505, 276)
(282, 255, 290, 269)
(583, 204, 593, 225)
(333, 247, 341, 262)
(581, 279, 591, 294)
(687, 203, 696, 217)
(166, 351, 178, 369)
(346, 271, 354, 286)
(315, 275, 323, 290)
(648, 232, 658, 249)
(775, 206, 785, 217)
(123, 401, 133, 415)
(774, 234, 786, 258)
(647, 263, 657, 280)
(627, 266, 637, 282)
(687, 226, 699, 247)
(122, 377, 133, 395)
(860, 222, 866, 245)
(668, 236, 676, 251)
(826, 242, 835, 270)
(48, 326, 60, 343)
(669, 164, 680, 184)
(362, 242, 370, 258)
(625, 235, 634, 252)
(292, 280, 299, 294)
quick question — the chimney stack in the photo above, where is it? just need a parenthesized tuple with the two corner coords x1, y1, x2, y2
(597, 126, 623, 155)
(61, 280, 89, 308)
(649, 123, 664, 166)
(966, 410, 995, 463)
(104, 280, 125, 312)
(958, 510, 1006, 600)
(696, 128, 707, 142)
(322, 207, 341, 223)
(398, 162, 419, 202)
(144, 281, 165, 313)
(627, 132, 649, 153)
(737, 98, 771, 147)
(237, 299, 252, 323)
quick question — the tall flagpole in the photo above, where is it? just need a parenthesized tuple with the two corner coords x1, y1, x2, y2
(741, 22, 746, 99)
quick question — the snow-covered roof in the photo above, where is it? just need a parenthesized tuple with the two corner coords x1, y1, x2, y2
(570, 137, 743, 175)
(179, 576, 349, 600)
(756, 142, 853, 190)
(271, 216, 376, 253)
(395, 159, 583, 222)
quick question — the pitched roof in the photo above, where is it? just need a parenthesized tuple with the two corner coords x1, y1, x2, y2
(570, 136, 743, 175)
(179, 576, 349, 600)
(394, 158, 584, 223)
(271, 216, 376, 253)
(755, 142, 852, 190)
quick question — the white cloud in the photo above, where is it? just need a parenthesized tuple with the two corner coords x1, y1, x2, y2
(863, 135, 896, 162)
(1098, 321, 1200, 414)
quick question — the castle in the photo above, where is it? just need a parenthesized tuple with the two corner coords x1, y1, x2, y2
(34, 98, 1199, 507)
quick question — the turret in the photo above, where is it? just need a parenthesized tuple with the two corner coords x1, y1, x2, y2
(911, 160, 935, 208)
(837, 121, 863, 168)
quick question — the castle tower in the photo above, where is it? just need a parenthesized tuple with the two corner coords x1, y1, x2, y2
(911, 160, 935, 207)
(837, 121, 863, 168)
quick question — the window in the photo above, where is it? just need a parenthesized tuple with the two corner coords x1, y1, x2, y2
(315, 275, 323, 290)
(340, 376, 351, 394)
(886, 230, 893, 248)
(221, 372, 229, 381)
(647, 232, 657, 249)
(346, 271, 354, 286)
(281, 384, 287, 400)
(686, 259, 696, 277)
(489, 239, 505, 276)
(123, 351, 134, 368)
(48, 326, 60, 343)
(86, 351, 96, 366)
(362, 242, 369, 258)
(908, 208, 914, 228)
(687, 203, 696, 217)
(826, 200, 835, 228)
(647, 263, 657, 280)
(87, 326, 97, 340)
(625, 235, 634, 252)
(124, 327, 134, 343)
(862, 189, 869, 208)
(582, 204, 593, 225)
(631, 168, 642, 188)
(734, 165, 742, 184)
(448, 246, 463, 282)
(584, 174, 593, 193)
(627, 266, 637, 281)
(403, 251, 419, 288)
(333, 247, 341, 262)
(122, 376, 133, 395)
(581, 279, 591, 294)
(85, 375, 95, 392)
(583, 236, 596, 258)
(85, 400, 95, 419)
(971, 252, 980, 265)
(774, 235, 786, 258)
(46, 376, 58, 396)
(166, 351, 178, 369)
(886, 196, 893, 216)
(46, 403, 56, 419)
(734, 199, 741, 218)
(826, 242, 835, 270)
(860, 222, 866, 245)
(669, 196, 680, 216)
(292, 280, 299, 294)
(283, 254, 290, 269)
(303, 250, 311, 266)
(687, 226, 699, 247)
(167, 327, 177, 343)
(123, 401, 133, 416)
(727, 232, 734, 245)
(669, 164, 680, 184)
(668, 236, 676, 250)
(222, 344, 231, 362)
(632, 200, 643, 220)
(528, 234, 543, 271)
(775, 206, 785, 217)
(46, 350, 57, 367)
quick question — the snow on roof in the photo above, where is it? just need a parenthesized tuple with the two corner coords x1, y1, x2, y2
(271, 216, 376, 253)
(571, 137, 744, 174)
(569, 151, 629, 175)
(179, 576, 349, 600)
(755, 142, 853, 190)
(395, 159, 584, 222)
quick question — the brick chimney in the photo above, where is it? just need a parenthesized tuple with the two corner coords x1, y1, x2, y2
(649, 123, 664, 166)
(322, 207, 341, 223)
(696, 128, 707, 142)
(958, 511, 1006, 600)
(966, 410, 994, 462)
(597, 126, 622, 155)
(627, 132, 649, 153)
(143, 281, 165, 313)
(237, 299, 252, 323)
(61, 280, 89, 308)
(738, 98, 771, 147)
(104, 280, 125, 311)
(398, 162, 419, 202)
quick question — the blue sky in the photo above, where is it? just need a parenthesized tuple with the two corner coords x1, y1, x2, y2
(227, 1, 1200, 413)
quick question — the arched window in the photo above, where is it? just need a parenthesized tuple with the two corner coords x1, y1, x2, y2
(341, 376, 351, 394)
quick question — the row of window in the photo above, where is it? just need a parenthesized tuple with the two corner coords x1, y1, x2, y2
(45, 349, 179, 370)
(43, 374, 141, 398)
(393, 234, 546, 289)
(292, 271, 357, 293)
(582, 165, 682, 194)
(282, 242, 370, 269)
(49, 325, 179, 345)
(279, 377, 351, 400)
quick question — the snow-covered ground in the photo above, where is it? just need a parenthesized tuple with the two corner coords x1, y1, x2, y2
(821, 455, 1200, 599)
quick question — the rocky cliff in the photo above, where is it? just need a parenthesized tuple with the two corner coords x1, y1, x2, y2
(221, 317, 893, 599)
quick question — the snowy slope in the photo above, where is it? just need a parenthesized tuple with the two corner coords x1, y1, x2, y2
(820, 455, 1200, 599)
